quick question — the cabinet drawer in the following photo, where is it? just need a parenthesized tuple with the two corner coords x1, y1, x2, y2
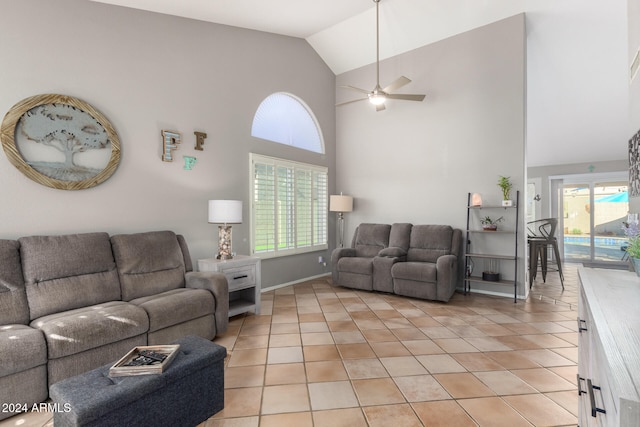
(220, 265, 256, 291)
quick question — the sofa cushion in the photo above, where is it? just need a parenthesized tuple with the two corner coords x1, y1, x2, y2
(20, 233, 121, 320)
(31, 301, 149, 359)
(337, 257, 374, 275)
(389, 223, 412, 251)
(130, 288, 214, 333)
(0, 280, 30, 326)
(0, 239, 24, 289)
(0, 240, 30, 325)
(111, 231, 187, 301)
(353, 224, 391, 258)
(0, 325, 46, 377)
(407, 225, 454, 263)
(391, 262, 437, 284)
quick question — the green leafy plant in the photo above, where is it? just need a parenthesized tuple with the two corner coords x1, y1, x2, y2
(498, 176, 513, 200)
(480, 216, 504, 226)
(627, 237, 640, 258)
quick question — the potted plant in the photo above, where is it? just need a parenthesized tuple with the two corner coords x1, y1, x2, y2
(622, 220, 640, 275)
(480, 216, 504, 231)
(498, 176, 513, 206)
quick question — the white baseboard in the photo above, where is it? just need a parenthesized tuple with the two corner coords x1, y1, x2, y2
(261, 273, 331, 293)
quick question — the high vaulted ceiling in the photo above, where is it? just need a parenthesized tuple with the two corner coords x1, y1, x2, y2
(90, 0, 526, 75)
(89, 0, 630, 168)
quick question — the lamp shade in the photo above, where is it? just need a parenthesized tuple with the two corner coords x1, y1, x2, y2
(329, 195, 353, 213)
(208, 200, 243, 224)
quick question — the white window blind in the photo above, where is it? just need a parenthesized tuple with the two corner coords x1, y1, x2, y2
(251, 154, 328, 258)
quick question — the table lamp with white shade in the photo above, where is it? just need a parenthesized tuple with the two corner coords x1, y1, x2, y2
(208, 200, 243, 260)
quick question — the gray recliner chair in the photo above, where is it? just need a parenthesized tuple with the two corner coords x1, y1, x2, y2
(391, 225, 462, 302)
(332, 223, 413, 293)
(331, 223, 392, 291)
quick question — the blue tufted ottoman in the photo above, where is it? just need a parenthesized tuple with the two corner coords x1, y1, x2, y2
(49, 335, 226, 427)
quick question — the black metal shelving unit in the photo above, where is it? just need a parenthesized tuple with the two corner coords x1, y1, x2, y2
(464, 191, 519, 303)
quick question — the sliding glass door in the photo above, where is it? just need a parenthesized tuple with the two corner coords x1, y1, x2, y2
(562, 175, 628, 265)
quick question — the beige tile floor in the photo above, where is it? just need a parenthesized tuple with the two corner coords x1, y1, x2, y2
(2, 264, 579, 427)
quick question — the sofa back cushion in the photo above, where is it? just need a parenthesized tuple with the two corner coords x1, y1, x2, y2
(352, 224, 391, 258)
(20, 233, 120, 320)
(407, 225, 454, 263)
(389, 223, 412, 251)
(0, 239, 30, 325)
(111, 231, 186, 301)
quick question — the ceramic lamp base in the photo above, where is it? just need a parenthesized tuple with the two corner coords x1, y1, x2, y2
(216, 225, 234, 260)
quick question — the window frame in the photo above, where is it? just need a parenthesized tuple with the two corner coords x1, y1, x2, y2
(250, 153, 328, 259)
(251, 92, 325, 154)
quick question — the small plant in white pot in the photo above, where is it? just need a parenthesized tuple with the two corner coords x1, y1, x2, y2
(498, 176, 513, 206)
(481, 216, 504, 231)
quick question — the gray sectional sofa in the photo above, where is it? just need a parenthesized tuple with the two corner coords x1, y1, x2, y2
(331, 223, 462, 302)
(0, 230, 228, 420)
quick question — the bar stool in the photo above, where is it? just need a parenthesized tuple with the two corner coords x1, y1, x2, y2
(527, 218, 564, 290)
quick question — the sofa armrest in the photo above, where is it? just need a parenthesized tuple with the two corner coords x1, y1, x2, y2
(185, 271, 229, 334)
(378, 247, 407, 258)
(331, 248, 357, 283)
(436, 254, 458, 301)
(372, 254, 406, 293)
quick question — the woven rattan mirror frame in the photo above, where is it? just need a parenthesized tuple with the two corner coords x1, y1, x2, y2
(0, 94, 120, 190)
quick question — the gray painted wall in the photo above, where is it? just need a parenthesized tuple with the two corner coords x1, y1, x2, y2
(0, 0, 336, 289)
(335, 15, 527, 299)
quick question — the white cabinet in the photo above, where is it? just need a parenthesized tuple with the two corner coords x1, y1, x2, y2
(578, 267, 640, 426)
(198, 255, 261, 317)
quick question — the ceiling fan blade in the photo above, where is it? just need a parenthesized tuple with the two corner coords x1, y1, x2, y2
(382, 76, 411, 93)
(336, 98, 368, 107)
(386, 93, 426, 102)
(375, 103, 386, 112)
(339, 85, 372, 95)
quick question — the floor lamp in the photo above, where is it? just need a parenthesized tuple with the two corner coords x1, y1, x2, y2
(208, 200, 243, 260)
(330, 194, 353, 248)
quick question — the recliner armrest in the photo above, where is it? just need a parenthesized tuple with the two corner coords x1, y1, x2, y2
(436, 254, 458, 301)
(378, 247, 407, 258)
(331, 248, 357, 283)
(185, 271, 229, 334)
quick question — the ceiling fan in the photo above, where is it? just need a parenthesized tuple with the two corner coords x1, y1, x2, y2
(337, 0, 425, 112)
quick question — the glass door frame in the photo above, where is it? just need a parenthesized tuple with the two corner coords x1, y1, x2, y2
(551, 171, 629, 267)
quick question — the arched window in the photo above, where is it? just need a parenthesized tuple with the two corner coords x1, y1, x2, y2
(251, 93, 324, 154)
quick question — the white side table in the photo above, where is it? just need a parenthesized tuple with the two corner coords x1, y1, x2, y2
(198, 255, 261, 317)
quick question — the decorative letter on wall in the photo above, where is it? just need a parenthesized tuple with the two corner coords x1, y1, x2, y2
(161, 130, 181, 162)
(194, 131, 207, 151)
(0, 93, 121, 190)
(183, 155, 196, 170)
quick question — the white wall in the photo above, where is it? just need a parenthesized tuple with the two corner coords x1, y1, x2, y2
(336, 15, 527, 298)
(0, 0, 337, 289)
(630, 0, 640, 213)
(525, 0, 629, 167)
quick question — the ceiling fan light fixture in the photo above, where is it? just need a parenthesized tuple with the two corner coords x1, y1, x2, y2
(368, 93, 386, 105)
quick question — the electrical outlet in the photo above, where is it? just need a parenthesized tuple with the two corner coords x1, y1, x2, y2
(318, 256, 325, 263)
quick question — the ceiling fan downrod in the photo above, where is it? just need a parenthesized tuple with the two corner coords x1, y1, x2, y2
(336, 0, 425, 111)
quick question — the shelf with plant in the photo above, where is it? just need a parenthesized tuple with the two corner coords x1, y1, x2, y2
(480, 216, 504, 231)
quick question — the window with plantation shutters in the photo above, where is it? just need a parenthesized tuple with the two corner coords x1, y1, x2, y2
(251, 154, 328, 258)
